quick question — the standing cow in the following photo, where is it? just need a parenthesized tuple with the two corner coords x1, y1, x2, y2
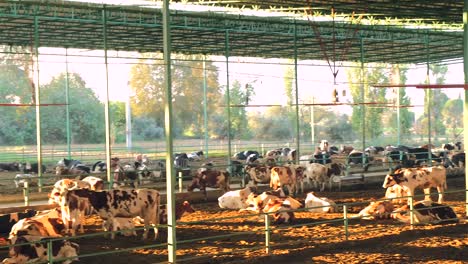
(187, 169, 230, 200)
(382, 166, 447, 204)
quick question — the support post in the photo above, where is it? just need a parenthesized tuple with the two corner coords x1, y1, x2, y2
(65, 48, 71, 159)
(343, 204, 349, 240)
(23, 182, 29, 206)
(163, 0, 177, 262)
(33, 16, 43, 192)
(102, 7, 113, 189)
(294, 22, 300, 164)
(225, 30, 232, 171)
(425, 37, 432, 165)
(360, 37, 366, 151)
(264, 213, 271, 254)
(463, 0, 468, 217)
(203, 55, 209, 158)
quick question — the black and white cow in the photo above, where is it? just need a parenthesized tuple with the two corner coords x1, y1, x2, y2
(0, 162, 20, 172)
(187, 150, 204, 161)
(19, 162, 46, 174)
(0, 210, 36, 234)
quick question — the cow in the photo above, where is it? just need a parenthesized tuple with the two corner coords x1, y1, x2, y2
(262, 197, 302, 224)
(240, 190, 286, 213)
(0, 210, 37, 234)
(450, 152, 465, 168)
(62, 188, 160, 240)
(270, 166, 297, 196)
(174, 153, 189, 168)
(319, 140, 329, 152)
(340, 145, 354, 154)
(304, 162, 344, 192)
(357, 200, 395, 220)
(159, 201, 196, 225)
(0, 162, 20, 172)
(91, 161, 107, 173)
(3, 235, 79, 264)
(81, 176, 104, 191)
(265, 149, 283, 161)
(187, 150, 204, 161)
(48, 179, 92, 235)
(56, 164, 90, 178)
(304, 192, 337, 213)
(187, 169, 230, 200)
(19, 162, 46, 174)
(218, 186, 256, 209)
(384, 184, 407, 204)
(244, 165, 271, 187)
(347, 150, 370, 171)
(9, 208, 64, 243)
(382, 166, 447, 204)
(103, 217, 137, 238)
(292, 165, 306, 194)
(391, 200, 458, 224)
(227, 160, 244, 178)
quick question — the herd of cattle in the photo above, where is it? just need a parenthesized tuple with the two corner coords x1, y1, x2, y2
(0, 140, 464, 263)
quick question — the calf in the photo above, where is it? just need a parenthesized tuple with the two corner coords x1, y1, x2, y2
(63, 188, 160, 240)
(358, 200, 394, 220)
(81, 176, 104, 191)
(304, 192, 337, 213)
(382, 166, 447, 203)
(19, 162, 46, 174)
(103, 217, 137, 238)
(218, 186, 256, 209)
(187, 169, 230, 199)
(391, 200, 458, 224)
(3, 235, 79, 264)
(270, 166, 297, 196)
(9, 209, 64, 243)
(241, 190, 285, 213)
(304, 163, 344, 192)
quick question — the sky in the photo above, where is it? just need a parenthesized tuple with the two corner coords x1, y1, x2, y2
(36, 48, 465, 118)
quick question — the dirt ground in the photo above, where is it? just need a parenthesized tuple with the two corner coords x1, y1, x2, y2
(1, 176, 466, 264)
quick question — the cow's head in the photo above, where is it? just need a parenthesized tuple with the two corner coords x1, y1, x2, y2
(269, 167, 281, 190)
(382, 170, 405, 188)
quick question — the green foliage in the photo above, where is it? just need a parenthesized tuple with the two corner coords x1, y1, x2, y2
(129, 53, 222, 138)
(41, 73, 105, 144)
(248, 107, 294, 140)
(442, 97, 463, 140)
(132, 116, 164, 140)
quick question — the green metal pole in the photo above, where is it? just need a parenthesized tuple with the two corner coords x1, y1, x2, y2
(163, 0, 177, 262)
(65, 48, 71, 159)
(203, 55, 209, 158)
(102, 7, 113, 189)
(33, 16, 43, 192)
(294, 22, 300, 164)
(225, 30, 232, 167)
(397, 82, 401, 146)
(360, 37, 366, 151)
(463, 0, 468, 217)
(310, 97, 315, 150)
(425, 37, 432, 164)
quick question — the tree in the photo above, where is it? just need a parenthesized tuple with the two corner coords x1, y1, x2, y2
(442, 96, 463, 141)
(41, 73, 105, 144)
(248, 107, 293, 140)
(226, 80, 254, 139)
(128, 53, 222, 138)
(347, 63, 389, 143)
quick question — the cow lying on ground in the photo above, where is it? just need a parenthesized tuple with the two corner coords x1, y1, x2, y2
(187, 169, 230, 200)
(61, 188, 160, 240)
(9, 208, 64, 244)
(159, 201, 196, 225)
(382, 166, 447, 203)
(262, 196, 302, 224)
(391, 200, 458, 224)
(3, 235, 79, 264)
(0, 162, 20, 172)
(357, 200, 395, 220)
(304, 192, 337, 213)
(218, 186, 257, 209)
(103, 217, 138, 238)
(240, 190, 286, 213)
(0, 210, 37, 234)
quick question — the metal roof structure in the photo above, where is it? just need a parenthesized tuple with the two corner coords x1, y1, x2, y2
(185, 1, 464, 25)
(0, 0, 463, 64)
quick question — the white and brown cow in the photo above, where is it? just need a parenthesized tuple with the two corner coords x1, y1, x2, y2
(241, 189, 285, 213)
(9, 208, 64, 244)
(270, 166, 297, 196)
(304, 162, 344, 192)
(357, 200, 395, 220)
(382, 166, 447, 203)
(218, 186, 257, 209)
(262, 196, 302, 224)
(244, 165, 272, 186)
(187, 169, 230, 200)
(3, 235, 79, 264)
(103, 217, 138, 238)
(304, 192, 337, 213)
(391, 200, 458, 224)
(63, 188, 160, 240)
(81, 176, 104, 191)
